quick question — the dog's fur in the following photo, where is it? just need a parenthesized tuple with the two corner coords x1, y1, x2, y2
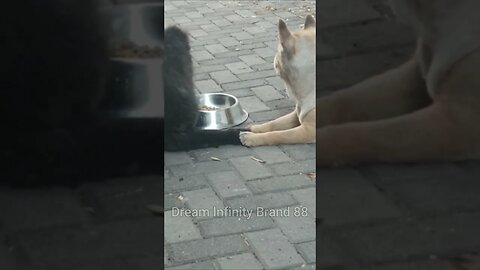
(240, 15, 316, 146)
(316, 0, 480, 166)
(163, 26, 243, 151)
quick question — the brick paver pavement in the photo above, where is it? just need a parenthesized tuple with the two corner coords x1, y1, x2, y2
(165, 1, 316, 269)
(166, 0, 480, 269)
(2, 1, 479, 270)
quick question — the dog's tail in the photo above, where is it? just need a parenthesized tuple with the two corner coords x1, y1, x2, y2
(165, 127, 246, 152)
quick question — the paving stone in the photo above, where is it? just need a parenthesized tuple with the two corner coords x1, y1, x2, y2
(227, 192, 298, 211)
(196, 7, 214, 14)
(236, 10, 256, 18)
(226, 62, 254, 74)
(238, 70, 276, 81)
(207, 171, 251, 199)
(225, 14, 243, 22)
(212, 18, 232, 27)
(219, 37, 240, 47)
(225, 88, 254, 98)
(274, 209, 315, 243)
(169, 160, 231, 177)
(194, 64, 226, 74)
(199, 215, 274, 237)
(230, 156, 273, 180)
(290, 187, 316, 215)
(191, 50, 214, 61)
(238, 96, 271, 113)
(247, 175, 314, 194)
(216, 253, 263, 270)
(245, 228, 305, 269)
(185, 12, 203, 19)
(270, 159, 315, 175)
(167, 261, 217, 270)
(173, 16, 192, 24)
(189, 145, 255, 162)
(205, 44, 228, 54)
(281, 144, 316, 160)
(266, 76, 285, 90)
(252, 145, 291, 164)
(200, 23, 221, 32)
(239, 54, 266, 66)
(164, 174, 209, 193)
(256, 21, 276, 29)
(195, 79, 223, 93)
(214, 49, 255, 59)
(210, 70, 239, 84)
(164, 193, 184, 211)
(182, 188, 225, 220)
(244, 26, 266, 34)
(231, 31, 254, 40)
(0, 188, 90, 231)
(223, 79, 266, 91)
(206, 2, 225, 9)
(254, 47, 277, 58)
(249, 108, 291, 122)
(193, 72, 210, 81)
(164, 152, 193, 166)
(251, 85, 284, 102)
(189, 29, 208, 38)
(296, 241, 316, 264)
(169, 235, 247, 263)
(164, 211, 202, 243)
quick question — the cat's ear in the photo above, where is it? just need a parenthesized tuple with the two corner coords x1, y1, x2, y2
(278, 19, 293, 49)
(304, 15, 315, 29)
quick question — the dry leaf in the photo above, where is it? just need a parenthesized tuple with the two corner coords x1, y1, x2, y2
(210, 157, 221, 161)
(251, 156, 266, 164)
(305, 172, 316, 181)
(146, 204, 164, 216)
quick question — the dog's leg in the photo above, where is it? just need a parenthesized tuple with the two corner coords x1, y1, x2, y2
(241, 111, 315, 146)
(318, 46, 480, 166)
(317, 100, 480, 166)
(249, 110, 300, 133)
(318, 47, 431, 128)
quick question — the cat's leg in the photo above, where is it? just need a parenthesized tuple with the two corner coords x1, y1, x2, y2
(241, 110, 315, 145)
(318, 44, 431, 128)
(249, 110, 300, 133)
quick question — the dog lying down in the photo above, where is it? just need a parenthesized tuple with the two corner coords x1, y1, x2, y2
(240, 15, 316, 146)
(316, 0, 480, 166)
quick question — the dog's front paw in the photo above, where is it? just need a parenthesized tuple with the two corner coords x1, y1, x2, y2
(239, 132, 258, 147)
(249, 124, 268, 133)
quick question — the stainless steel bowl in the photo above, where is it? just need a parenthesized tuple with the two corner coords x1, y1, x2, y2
(196, 93, 248, 130)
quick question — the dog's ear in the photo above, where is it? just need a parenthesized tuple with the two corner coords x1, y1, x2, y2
(278, 19, 293, 49)
(304, 15, 315, 29)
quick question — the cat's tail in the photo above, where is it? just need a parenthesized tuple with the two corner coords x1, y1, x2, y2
(165, 128, 247, 152)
